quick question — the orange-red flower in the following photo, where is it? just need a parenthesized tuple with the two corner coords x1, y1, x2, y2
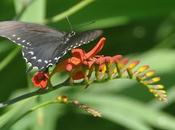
(32, 72, 49, 89)
(53, 37, 129, 81)
(54, 37, 107, 80)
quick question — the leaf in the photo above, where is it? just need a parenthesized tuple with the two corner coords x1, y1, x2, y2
(78, 94, 175, 130)
(47, 0, 175, 30)
(14, 0, 46, 23)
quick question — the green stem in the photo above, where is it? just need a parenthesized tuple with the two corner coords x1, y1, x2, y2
(116, 63, 122, 78)
(0, 78, 70, 108)
(126, 68, 133, 79)
(45, 0, 94, 23)
(4, 100, 60, 128)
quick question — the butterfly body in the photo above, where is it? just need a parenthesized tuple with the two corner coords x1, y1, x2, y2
(0, 21, 102, 70)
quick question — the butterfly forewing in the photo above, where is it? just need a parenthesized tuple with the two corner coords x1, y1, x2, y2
(0, 21, 65, 47)
(0, 21, 103, 70)
(0, 21, 66, 70)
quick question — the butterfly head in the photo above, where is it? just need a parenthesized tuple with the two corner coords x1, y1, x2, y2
(67, 31, 76, 38)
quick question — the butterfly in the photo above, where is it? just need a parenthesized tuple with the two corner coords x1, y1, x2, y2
(0, 21, 103, 71)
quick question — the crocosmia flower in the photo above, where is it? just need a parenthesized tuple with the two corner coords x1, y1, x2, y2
(32, 72, 49, 89)
(31, 37, 167, 102)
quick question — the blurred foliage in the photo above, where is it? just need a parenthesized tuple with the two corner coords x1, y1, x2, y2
(0, 0, 175, 130)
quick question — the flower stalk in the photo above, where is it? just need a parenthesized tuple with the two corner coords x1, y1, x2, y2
(4, 95, 101, 129)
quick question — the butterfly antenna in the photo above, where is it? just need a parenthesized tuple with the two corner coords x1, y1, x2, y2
(66, 16, 73, 31)
(73, 20, 96, 30)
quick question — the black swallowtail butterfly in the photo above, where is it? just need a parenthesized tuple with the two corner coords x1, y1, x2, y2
(0, 21, 103, 70)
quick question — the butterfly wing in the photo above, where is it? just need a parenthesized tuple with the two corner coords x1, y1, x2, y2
(0, 21, 66, 70)
(0, 21, 103, 70)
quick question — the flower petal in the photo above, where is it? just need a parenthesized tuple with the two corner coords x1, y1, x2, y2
(71, 49, 85, 61)
(85, 37, 106, 59)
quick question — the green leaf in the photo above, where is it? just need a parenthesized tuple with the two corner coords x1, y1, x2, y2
(78, 94, 175, 130)
(14, 0, 46, 23)
(48, 0, 175, 30)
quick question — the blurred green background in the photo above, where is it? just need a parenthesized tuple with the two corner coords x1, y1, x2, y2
(0, 0, 175, 130)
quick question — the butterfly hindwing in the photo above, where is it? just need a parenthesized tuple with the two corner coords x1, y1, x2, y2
(64, 30, 103, 51)
(22, 40, 64, 70)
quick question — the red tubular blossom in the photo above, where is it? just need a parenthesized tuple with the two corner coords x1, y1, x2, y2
(120, 58, 129, 65)
(32, 72, 49, 89)
(85, 37, 106, 59)
(95, 56, 105, 65)
(104, 56, 114, 63)
(112, 55, 122, 62)
(54, 37, 107, 80)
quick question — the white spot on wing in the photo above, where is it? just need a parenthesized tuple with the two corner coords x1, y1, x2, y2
(54, 57, 59, 61)
(46, 63, 53, 68)
(28, 51, 34, 55)
(22, 52, 24, 56)
(44, 60, 48, 64)
(66, 38, 69, 42)
(63, 51, 67, 55)
(27, 62, 32, 67)
(7, 37, 11, 40)
(33, 66, 39, 70)
(31, 56, 36, 60)
(37, 59, 42, 62)
(24, 57, 28, 62)
(40, 67, 44, 70)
